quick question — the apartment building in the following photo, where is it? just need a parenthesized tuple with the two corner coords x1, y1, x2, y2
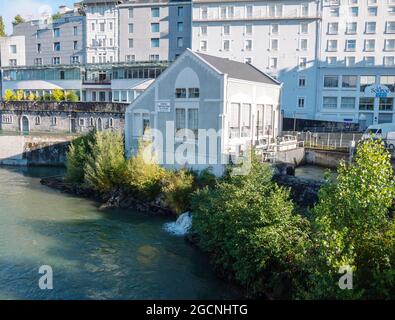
(118, 0, 192, 62)
(317, 0, 395, 128)
(12, 7, 86, 66)
(191, 0, 321, 121)
(83, 0, 121, 63)
(0, 36, 26, 67)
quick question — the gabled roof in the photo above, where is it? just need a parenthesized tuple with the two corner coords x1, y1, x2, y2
(193, 51, 280, 86)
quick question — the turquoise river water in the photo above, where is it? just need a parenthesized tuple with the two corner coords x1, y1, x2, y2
(0, 166, 241, 300)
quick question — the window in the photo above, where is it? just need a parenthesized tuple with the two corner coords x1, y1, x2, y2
(99, 22, 105, 32)
(34, 58, 43, 65)
(178, 6, 184, 17)
(324, 75, 339, 88)
(299, 57, 307, 68)
(368, 6, 377, 16)
(245, 39, 252, 51)
(125, 55, 135, 62)
(73, 26, 78, 36)
(360, 76, 376, 92)
(200, 26, 207, 35)
(223, 39, 230, 51)
(346, 22, 357, 34)
(323, 97, 338, 109)
(52, 57, 61, 65)
(151, 8, 160, 18)
(54, 42, 61, 51)
(223, 25, 230, 35)
(245, 24, 252, 35)
(327, 40, 338, 51)
(246, 5, 253, 18)
(175, 108, 186, 135)
(384, 56, 395, 66)
(269, 57, 278, 69)
(92, 91, 97, 102)
(364, 56, 375, 66)
(300, 39, 308, 51)
(1, 115, 13, 124)
(385, 39, 395, 51)
(35, 116, 41, 125)
(79, 118, 85, 126)
(365, 22, 376, 34)
(177, 22, 183, 32)
(37, 43, 41, 53)
(9, 45, 17, 54)
(389, 7, 395, 15)
(151, 38, 160, 47)
(99, 92, 106, 102)
(378, 113, 393, 124)
(386, 22, 395, 33)
(201, 7, 208, 19)
(381, 76, 395, 92)
(71, 55, 80, 64)
(128, 23, 134, 33)
(73, 41, 78, 50)
(271, 24, 279, 34)
(241, 104, 251, 137)
(36, 30, 43, 39)
(151, 23, 159, 33)
(109, 22, 113, 31)
(342, 75, 357, 88)
(149, 54, 160, 61)
(380, 98, 394, 111)
(177, 37, 183, 48)
(341, 97, 356, 109)
(346, 56, 356, 66)
(328, 22, 338, 34)
(298, 76, 306, 87)
(128, 38, 134, 48)
(300, 3, 309, 17)
(298, 97, 305, 108)
(268, 4, 282, 17)
(109, 118, 114, 128)
(364, 39, 375, 51)
(175, 88, 187, 98)
(300, 23, 308, 34)
(200, 40, 207, 51)
(345, 39, 356, 51)
(189, 88, 200, 98)
(330, 7, 339, 17)
(9, 59, 17, 66)
(359, 97, 374, 110)
(271, 39, 279, 51)
(350, 7, 359, 17)
(53, 28, 60, 37)
(245, 57, 252, 64)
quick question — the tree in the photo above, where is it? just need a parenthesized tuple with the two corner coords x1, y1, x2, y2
(13, 15, 25, 25)
(15, 90, 24, 101)
(27, 92, 36, 101)
(51, 89, 65, 102)
(0, 16, 6, 37)
(52, 12, 62, 21)
(191, 154, 311, 298)
(305, 139, 395, 299)
(3, 90, 15, 101)
(65, 91, 79, 102)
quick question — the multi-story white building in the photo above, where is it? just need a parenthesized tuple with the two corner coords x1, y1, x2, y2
(83, 0, 121, 63)
(191, 0, 395, 128)
(317, 0, 395, 128)
(191, 0, 322, 122)
(0, 36, 26, 67)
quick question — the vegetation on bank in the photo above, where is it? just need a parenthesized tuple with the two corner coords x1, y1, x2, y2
(3, 89, 80, 102)
(65, 131, 395, 299)
(65, 131, 215, 215)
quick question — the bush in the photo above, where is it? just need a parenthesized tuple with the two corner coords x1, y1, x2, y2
(305, 139, 395, 299)
(4, 89, 15, 102)
(65, 131, 96, 183)
(161, 169, 195, 215)
(191, 154, 311, 298)
(15, 90, 24, 101)
(27, 92, 36, 101)
(122, 141, 166, 200)
(84, 131, 126, 193)
(51, 89, 65, 102)
(65, 91, 79, 102)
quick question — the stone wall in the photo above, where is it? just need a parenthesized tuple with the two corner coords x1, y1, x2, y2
(0, 101, 128, 134)
(305, 148, 350, 169)
(0, 134, 74, 166)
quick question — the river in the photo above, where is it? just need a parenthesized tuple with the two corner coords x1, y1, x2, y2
(0, 166, 241, 300)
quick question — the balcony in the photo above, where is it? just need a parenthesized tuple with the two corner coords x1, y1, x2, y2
(194, 10, 321, 22)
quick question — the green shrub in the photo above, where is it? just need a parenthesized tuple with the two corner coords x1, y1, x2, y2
(192, 154, 311, 298)
(15, 90, 24, 101)
(305, 139, 395, 299)
(161, 169, 195, 215)
(123, 141, 166, 200)
(65, 131, 96, 183)
(65, 91, 79, 102)
(84, 131, 126, 193)
(27, 92, 36, 101)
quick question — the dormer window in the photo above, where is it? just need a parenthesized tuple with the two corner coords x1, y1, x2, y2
(175, 88, 187, 98)
(188, 88, 200, 98)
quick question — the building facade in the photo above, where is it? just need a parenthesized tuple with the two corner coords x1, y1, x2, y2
(119, 0, 192, 62)
(0, 36, 26, 67)
(83, 0, 121, 63)
(12, 7, 86, 66)
(125, 49, 282, 176)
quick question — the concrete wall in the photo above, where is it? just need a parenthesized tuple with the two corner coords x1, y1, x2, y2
(0, 135, 72, 166)
(305, 148, 350, 169)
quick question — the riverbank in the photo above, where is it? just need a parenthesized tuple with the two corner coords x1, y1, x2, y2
(41, 177, 174, 216)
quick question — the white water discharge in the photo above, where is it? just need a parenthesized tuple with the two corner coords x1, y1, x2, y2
(164, 212, 192, 236)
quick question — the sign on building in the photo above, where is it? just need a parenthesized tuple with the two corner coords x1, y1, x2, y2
(364, 85, 391, 98)
(157, 102, 171, 113)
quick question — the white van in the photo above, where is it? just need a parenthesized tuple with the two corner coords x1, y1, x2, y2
(362, 124, 395, 140)
(385, 132, 395, 150)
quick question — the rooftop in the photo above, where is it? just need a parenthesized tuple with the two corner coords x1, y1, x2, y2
(194, 51, 280, 86)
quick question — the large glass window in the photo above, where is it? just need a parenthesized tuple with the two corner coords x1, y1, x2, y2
(175, 88, 186, 98)
(342, 75, 357, 88)
(324, 75, 339, 88)
(359, 97, 374, 110)
(378, 113, 393, 124)
(241, 104, 251, 137)
(323, 96, 338, 109)
(381, 76, 395, 92)
(229, 103, 240, 138)
(151, 8, 160, 18)
(176, 108, 186, 134)
(360, 76, 376, 92)
(379, 98, 394, 111)
(341, 97, 356, 109)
